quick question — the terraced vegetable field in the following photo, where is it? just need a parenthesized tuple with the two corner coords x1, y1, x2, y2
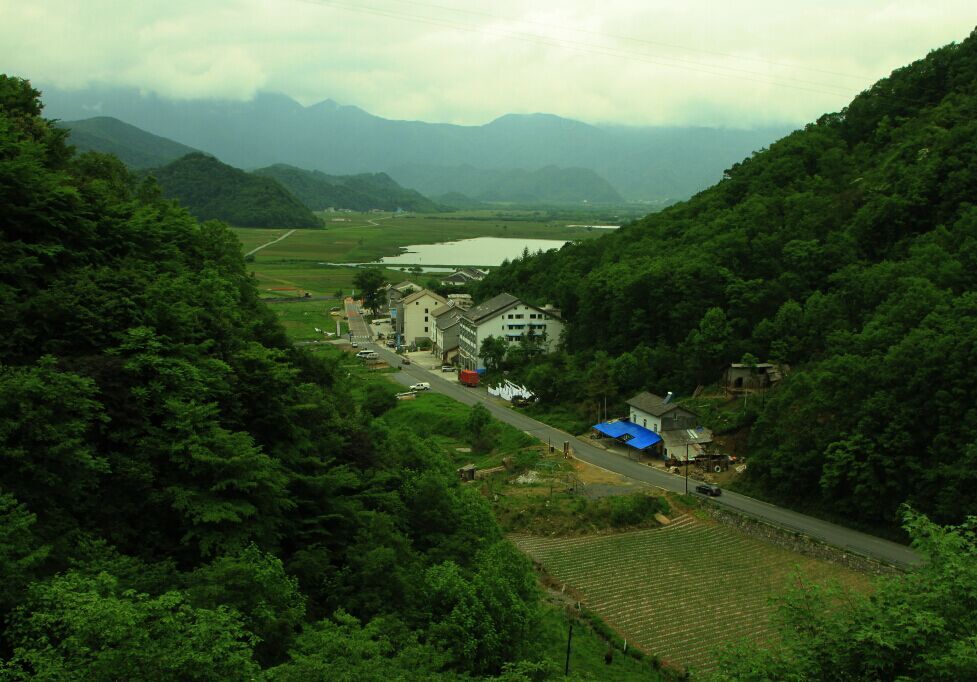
(511, 515, 871, 675)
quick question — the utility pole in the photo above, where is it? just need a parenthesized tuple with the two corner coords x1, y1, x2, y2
(685, 442, 689, 495)
(564, 620, 573, 676)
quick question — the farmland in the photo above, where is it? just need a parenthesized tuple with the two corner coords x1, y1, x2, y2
(511, 514, 872, 676)
(231, 210, 613, 295)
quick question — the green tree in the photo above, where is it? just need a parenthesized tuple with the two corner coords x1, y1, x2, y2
(354, 269, 387, 316)
(187, 545, 306, 666)
(0, 490, 48, 615)
(3, 571, 259, 680)
(711, 510, 977, 681)
(466, 403, 495, 453)
(479, 335, 508, 372)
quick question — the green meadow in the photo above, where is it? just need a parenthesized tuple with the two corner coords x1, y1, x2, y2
(234, 209, 613, 308)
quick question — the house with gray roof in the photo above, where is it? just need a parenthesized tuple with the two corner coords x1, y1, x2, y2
(440, 268, 488, 286)
(457, 293, 564, 370)
(626, 391, 712, 461)
(432, 305, 465, 364)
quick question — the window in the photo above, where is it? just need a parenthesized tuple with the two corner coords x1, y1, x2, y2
(424, 316, 428, 322)
(424, 308, 428, 313)
(515, 314, 524, 319)
(643, 419, 647, 428)
(424, 326, 428, 333)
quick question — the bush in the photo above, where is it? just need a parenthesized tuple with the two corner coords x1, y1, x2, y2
(607, 494, 669, 528)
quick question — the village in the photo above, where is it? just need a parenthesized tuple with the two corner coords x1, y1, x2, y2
(354, 269, 785, 488)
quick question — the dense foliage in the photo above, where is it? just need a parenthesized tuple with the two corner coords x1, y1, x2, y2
(475, 29, 977, 530)
(254, 163, 442, 212)
(149, 152, 321, 227)
(389, 163, 625, 205)
(0, 76, 551, 679)
(710, 510, 977, 681)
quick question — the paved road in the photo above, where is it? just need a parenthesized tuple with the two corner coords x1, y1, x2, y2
(244, 229, 296, 257)
(344, 298, 372, 345)
(362, 339, 920, 569)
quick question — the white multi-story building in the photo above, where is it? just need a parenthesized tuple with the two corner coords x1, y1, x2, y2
(397, 289, 448, 345)
(457, 293, 564, 370)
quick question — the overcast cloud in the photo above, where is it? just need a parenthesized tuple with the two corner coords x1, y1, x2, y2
(2, 1, 975, 127)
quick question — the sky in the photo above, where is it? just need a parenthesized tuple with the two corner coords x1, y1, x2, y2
(2, 1, 975, 128)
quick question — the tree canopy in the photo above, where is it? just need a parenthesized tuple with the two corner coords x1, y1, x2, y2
(0, 75, 558, 680)
(473, 29, 977, 531)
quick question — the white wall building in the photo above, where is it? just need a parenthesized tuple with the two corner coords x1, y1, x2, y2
(625, 391, 712, 461)
(457, 293, 564, 370)
(398, 289, 448, 345)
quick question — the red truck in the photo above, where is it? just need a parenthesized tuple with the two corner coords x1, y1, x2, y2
(458, 369, 480, 387)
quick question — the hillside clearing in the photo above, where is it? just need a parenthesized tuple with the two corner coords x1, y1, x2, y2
(511, 515, 872, 675)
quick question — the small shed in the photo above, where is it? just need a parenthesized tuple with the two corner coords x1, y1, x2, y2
(723, 362, 782, 393)
(457, 464, 477, 481)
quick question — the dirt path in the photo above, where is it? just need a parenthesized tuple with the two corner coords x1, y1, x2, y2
(244, 229, 296, 257)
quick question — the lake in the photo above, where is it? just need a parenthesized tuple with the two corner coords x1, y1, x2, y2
(375, 237, 571, 267)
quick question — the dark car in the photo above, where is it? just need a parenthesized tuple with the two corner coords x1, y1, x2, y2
(695, 484, 722, 497)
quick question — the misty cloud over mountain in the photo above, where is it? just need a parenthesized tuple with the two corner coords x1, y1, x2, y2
(41, 84, 787, 203)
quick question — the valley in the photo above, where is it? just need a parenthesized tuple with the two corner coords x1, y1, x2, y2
(233, 209, 615, 300)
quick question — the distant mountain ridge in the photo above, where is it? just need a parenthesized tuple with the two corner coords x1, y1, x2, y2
(149, 153, 321, 228)
(59, 116, 198, 168)
(387, 164, 624, 204)
(252, 164, 441, 212)
(40, 85, 787, 202)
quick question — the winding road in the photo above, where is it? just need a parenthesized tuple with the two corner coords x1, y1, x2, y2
(340, 300, 919, 569)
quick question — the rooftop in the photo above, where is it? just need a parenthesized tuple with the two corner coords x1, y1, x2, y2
(401, 288, 448, 306)
(626, 391, 697, 418)
(463, 292, 519, 324)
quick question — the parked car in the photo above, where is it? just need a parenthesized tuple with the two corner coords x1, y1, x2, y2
(386, 340, 396, 348)
(350, 342, 358, 348)
(409, 382, 431, 391)
(401, 356, 410, 365)
(695, 484, 722, 497)
(355, 349, 373, 357)
(440, 365, 455, 372)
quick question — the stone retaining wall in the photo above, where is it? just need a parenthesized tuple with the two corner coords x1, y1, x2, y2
(706, 507, 901, 576)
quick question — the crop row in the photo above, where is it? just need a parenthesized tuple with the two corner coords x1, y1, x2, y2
(511, 516, 850, 672)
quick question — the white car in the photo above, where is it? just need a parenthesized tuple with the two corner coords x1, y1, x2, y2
(355, 349, 373, 357)
(409, 382, 431, 391)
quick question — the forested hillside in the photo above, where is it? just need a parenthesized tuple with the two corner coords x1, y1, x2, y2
(475, 29, 977, 530)
(60, 116, 198, 168)
(0, 76, 560, 679)
(387, 163, 625, 205)
(150, 153, 321, 228)
(253, 164, 441, 212)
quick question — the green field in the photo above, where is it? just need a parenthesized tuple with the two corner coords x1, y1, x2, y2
(267, 298, 348, 341)
(237, 210, 604, 263)
(234, 209, 612, 325)
(511, 516, 872, 676)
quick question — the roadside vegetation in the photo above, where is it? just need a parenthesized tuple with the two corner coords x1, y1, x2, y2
(473, 32, 977, 536)
(3, 77, 670, 680)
